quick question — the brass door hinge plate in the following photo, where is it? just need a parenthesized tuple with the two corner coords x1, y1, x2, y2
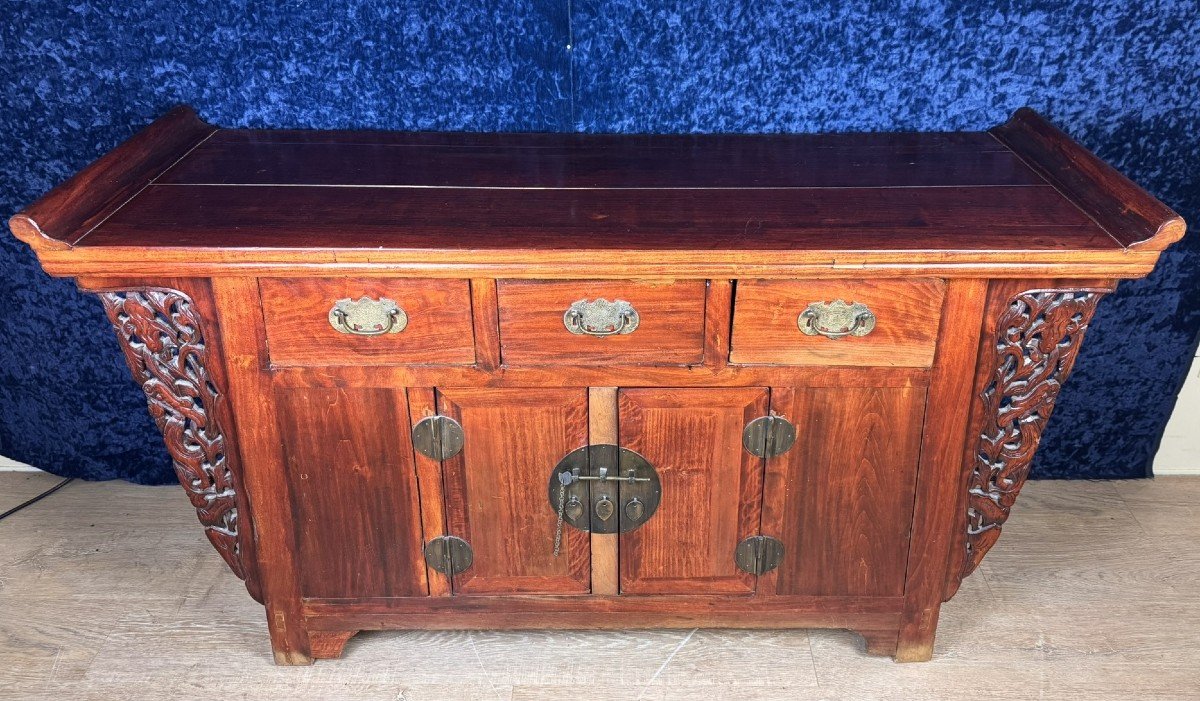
(743, 415, 797, 457)
(735, 535, 785, 575)
(412, 415, 464, 460)
(423, 535, 473, 576)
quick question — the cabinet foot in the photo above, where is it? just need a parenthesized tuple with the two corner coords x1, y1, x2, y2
(894, 640, 934, 663)
(894, 627, 936, 662)
(895, 603, 939, 662)
(266, 605, 315, 665)
(272, 649, 315, 666)
(856, 629, 900, 657)
(310, 630, 360, 660)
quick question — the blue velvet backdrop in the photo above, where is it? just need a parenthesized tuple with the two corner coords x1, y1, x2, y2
(1, 1, 1197, 483)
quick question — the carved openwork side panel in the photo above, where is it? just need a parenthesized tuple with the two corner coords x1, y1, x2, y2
(961, 288, 1106, 580)
(99, 288, 247, 580)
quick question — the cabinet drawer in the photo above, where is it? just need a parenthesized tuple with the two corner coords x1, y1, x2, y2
(730, 279, 945, 367)
(259, 278, 475, 367)
(496, 280, 707, 365)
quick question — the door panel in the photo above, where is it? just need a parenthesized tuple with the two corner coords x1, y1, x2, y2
(619, 387, 769, 595)
(277, 387, 427, 598)
(762, 387, 925, 597)
(438, 387, 590, 595)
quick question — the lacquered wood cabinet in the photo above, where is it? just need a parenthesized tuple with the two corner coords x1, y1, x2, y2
(10, 106, 1185, 663)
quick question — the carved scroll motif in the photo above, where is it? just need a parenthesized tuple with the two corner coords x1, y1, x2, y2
(962, 289, 1105, 580)
(99, 288, 246, 580)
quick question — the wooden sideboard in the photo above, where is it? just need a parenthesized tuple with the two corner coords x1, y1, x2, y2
(10, 106, 1184, 663)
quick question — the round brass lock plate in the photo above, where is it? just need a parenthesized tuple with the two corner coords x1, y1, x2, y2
(547, 444, 662, 534)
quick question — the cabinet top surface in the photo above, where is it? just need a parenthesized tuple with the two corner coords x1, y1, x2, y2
(11, 106, 1184, 278)
(92, 130, 1111, 250)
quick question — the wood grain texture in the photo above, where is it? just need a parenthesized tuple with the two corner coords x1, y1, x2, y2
(78, 184, 1109, 250)
(159, 129, 1038, 188)
(991, 107, 1187, 251)
(16, 108, 1179, 282)
(276, 387, 427, 599)
(761, 387, 925, 598)
(703, 279, 733, 370)
(83, 277, 261, 602)
(895, 278, 988, 662)
(961, 286, 1105, 581)
(309, 630, 358, 660)
(304, 594, 902, 626)
(943, 278, 1113, 601)
(9, 106, 1183, 667)
(258, 277, 474, 366)
(8, 105, 215, 251)
(211, 277, 312, 665)
(407, 387, 452, 597)
(730, 278, 946, 367)
(588, 387, 620, 596)
(269, 361, 929, 390)
(858, 629, 901, 657)
(618, 388, 769, 595)
(496, 280, 707, 365)
(5, 475, 1200, 698)
(35, 245, 1172, 280)
(437, 387, 590, 595)
(469, 278, 502, 371)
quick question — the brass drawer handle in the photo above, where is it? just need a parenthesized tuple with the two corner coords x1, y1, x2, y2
(797, 300, 876, 339)
(563, 298, 639, 337)
(328, 296, 408, 336)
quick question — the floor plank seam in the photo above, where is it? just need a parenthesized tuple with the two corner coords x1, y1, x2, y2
(807, 632, 821, 690)
(636, 627, 696, 700)
(4, 476, 1200, 698)
(466, 630, 506, 701)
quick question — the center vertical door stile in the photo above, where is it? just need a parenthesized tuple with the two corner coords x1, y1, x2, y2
(589, 387, 621, 595)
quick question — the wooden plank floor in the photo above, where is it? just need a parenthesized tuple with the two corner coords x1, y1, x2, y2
(1, 472, 1198, 700)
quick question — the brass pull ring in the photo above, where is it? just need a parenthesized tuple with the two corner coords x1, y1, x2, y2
(797, 300, 875, 339)
(328, 296, 408, 336)
(563, 298, 640, 337)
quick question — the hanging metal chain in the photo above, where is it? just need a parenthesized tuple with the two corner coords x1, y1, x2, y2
(552, 470, 572, 557)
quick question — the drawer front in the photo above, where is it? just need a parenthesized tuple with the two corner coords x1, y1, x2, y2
(497, 280, 707, 365)
(730, 279, 945, 367)
(260, 278, 475, 367)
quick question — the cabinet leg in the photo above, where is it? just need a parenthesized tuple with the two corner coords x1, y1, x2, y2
(310, 630, 360, 660)
(266, 605, 314, 666)
(894, 604, 940, 662)
(273, 647, 315, 666)
(857, 629, 900, 657)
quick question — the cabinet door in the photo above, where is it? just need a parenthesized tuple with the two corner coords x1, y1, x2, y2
(438, 387, 591, 595)
(761, 387, 924, 597)
(618, 388, 769, 595)
(277, 387, 428, 599)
